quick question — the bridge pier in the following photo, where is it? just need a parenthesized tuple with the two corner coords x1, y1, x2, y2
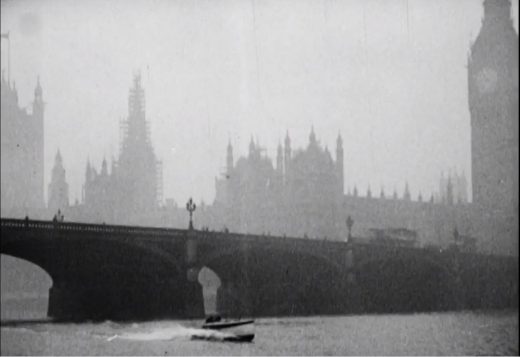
(184, 235, 205, 318)
(48, 284, 85, 321)
(185, 267, 205, 318)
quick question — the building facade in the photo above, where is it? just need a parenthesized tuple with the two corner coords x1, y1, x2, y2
(0, 74, 44, 218)
(211, 129, 473, 247)
(468, 0, 519, 254)
(213, 129, 344, 238)
(3, 1, 515, 256)
(74, 73, 162, 224)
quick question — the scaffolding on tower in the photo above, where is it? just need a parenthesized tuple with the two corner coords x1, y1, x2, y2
(155, 159, 163, 205)
(119, 116, 128, 153)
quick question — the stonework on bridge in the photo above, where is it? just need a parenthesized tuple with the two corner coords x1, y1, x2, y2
(1, 218, 518, 321)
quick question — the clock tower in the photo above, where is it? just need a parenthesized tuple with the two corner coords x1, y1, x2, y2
(468, 0, 519, 216)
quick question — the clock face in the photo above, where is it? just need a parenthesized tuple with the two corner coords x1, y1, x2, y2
(476, 67, 498, 94)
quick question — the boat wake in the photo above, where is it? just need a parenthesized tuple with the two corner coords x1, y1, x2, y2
(105, 324, 235, 342)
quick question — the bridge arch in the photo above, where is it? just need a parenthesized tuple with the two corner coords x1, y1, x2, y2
(1, 255, 52, 320)
(200, 241, 345, 279)
(2, 231, 185, 278)
(197, 266, 221, 315)
(352, 253, 457, 313)
(352, 252, 457, 282)
(201, 244, 348, 317)
(1, 231, 189, 321)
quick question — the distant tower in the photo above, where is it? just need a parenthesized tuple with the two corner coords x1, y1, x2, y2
(366, 185, 372, 198)
(226, 140, 233, 176)
(101, 157, 108, 176)
(468, 0, 519, 213)
(116, 73, 160, 213)
(380, 186, 385, 199)
(85, 159, 93, 183)
(48, 149, 69, 213)
(83, 159, 92, 204)
(32, 76, 45, 209)
(248, 136, 256, 157)
(403, 182, 411, 201)
(1, 73, 45, 215)
(284, 131, 291, 183)
(336, 133, 344, 195)
(276, 142, 283, 177)
(446, 176, 454, 206)
(309, 126, 317, 146)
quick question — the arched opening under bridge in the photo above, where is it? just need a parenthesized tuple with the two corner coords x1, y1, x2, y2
(1, 255, 52, 320)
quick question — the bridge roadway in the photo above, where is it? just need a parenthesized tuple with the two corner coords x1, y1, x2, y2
(1, 218, 518, 321)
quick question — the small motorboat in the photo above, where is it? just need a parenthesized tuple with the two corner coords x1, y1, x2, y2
(191, 333, 255, 343)
(198, 315, 255, 342)
(202, 317, 255, 330)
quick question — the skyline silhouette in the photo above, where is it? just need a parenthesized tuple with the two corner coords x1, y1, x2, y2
(1, 0, 519, 206)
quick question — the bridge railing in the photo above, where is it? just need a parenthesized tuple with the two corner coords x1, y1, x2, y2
(1, 217, 350, 247)
(196, 229, 349, 249)
(0, 218, 187, 239)
(3, 218, 471, 255)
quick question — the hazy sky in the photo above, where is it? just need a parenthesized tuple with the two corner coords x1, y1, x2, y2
(1, 0, 519, 206)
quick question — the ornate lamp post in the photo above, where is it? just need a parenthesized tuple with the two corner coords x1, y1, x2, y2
(346, 215, 354, 242)
(186, 197, 197, 230)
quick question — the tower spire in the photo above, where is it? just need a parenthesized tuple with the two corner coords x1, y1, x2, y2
(309, 126, 317, 145)
(404, 181, 411, 201)
(284, 130, 291, 181)
(336, 132, 344, 195)
(48, 148, 69, 212)
(226, 139, 233, 175)
(249, 135, 255, 157)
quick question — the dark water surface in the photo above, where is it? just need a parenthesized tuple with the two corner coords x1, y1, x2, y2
(1, 310, 518, 355)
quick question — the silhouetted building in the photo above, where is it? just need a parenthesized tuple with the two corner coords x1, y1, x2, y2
(436, 170, 469, 205)
(79, 73, 162, 224)
(26, 0, 515, 257)
(210, 150, 478, 249)
(214, 129, 343, 238)
(48, 149, 69, 214)
(211, 129, 474, 245)
(1, 74, 44, 217)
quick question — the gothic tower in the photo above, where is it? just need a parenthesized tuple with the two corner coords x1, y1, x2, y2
(1, 74, 44, 216)
(336, 133, 344, 195)
(284, 131, 291, 185)
(276, 142, 283, 180)
(226, 140, 233, 176)
(468, 0, 519, 214)
(117, 73, 160, 217)
(48, 149, 69, 213)
(32, 77, 45, 210)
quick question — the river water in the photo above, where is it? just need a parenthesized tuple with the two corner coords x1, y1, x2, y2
(1, 310, 518, 355)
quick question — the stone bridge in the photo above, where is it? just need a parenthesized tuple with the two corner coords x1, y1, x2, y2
(1, 218, 518, 321)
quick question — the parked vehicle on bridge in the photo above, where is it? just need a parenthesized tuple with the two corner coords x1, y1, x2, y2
(367, 228, 418, 248)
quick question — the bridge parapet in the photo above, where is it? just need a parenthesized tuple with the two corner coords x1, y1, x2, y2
(2, 218, 352, 248)
(1, 218, 188, 239)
